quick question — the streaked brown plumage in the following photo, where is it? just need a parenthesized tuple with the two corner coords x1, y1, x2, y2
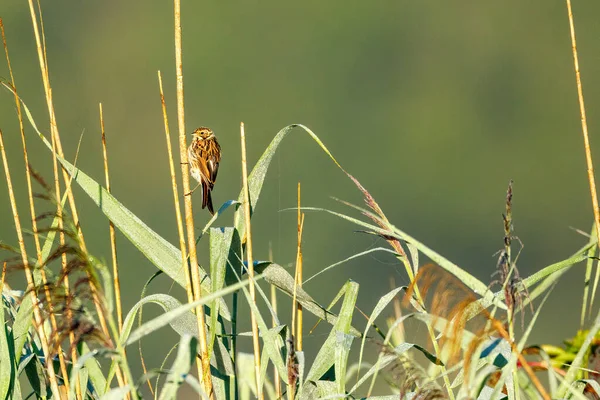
(188, 127, 221, 215)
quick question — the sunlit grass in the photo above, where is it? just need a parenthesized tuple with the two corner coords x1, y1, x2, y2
(1, 1, 600, 400)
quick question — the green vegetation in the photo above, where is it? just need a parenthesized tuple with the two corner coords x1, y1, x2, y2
(2, 2, 600, 400)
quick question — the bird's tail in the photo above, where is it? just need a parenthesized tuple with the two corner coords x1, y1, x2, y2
(202, 183, 214, 215)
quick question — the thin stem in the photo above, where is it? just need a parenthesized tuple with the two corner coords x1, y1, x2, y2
(105, 301, 140, 400)
(296, 183, 303, 352)
(157, 71, 194, 307)
(172, 1, 213, 397)
(99, 103, 124, 332)
(565, 0, 600, 249)
(25, 2, 126, 388)
(240, 122, 263, 399)
(0, 130, 62, 399)
(290, 214, 305, 347)
(231, 291, 239, 400)
(492, 320, 550, 400)
(0, 18, 76, 397)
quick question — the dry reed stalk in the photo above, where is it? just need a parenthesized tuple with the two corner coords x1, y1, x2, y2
(290, 215, 305, 343)
(289, 212, 304, 400)
(146, 70, 197, 396)
(564, 0, 600, 249)
(296, 183, 303, 351)
(492, 320, 550, 400)
(1, 262, 5, 290)
(0, 130, 62, 398)
(24, 3, 127, 390)
(0, 19, 80, 398)
(157, 71, 194, 306)
(99, 103, 124, 332)
(172, 1, 213, 397)
(240, 122, 264, 399)
(347, 173, 455, 399)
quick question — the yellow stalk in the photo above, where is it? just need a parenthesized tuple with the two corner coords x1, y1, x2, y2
(26, 1, 128, 391)
(240, 122, 264, 399)
(157, 71, 194, 306)
(296, 183, 303, 352)
(0, 18, 79, 398)
(99, 104, 124, 332)
(564, 0, 600, 248)
(0, 130, 62, 399)
(172, 1, 213, 397)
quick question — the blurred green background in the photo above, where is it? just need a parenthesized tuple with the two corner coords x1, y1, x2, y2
(2, 0, 600, 391)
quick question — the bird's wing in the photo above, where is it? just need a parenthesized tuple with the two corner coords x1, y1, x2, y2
(192, 141, 212, 185)
(206, 139, 221, 186)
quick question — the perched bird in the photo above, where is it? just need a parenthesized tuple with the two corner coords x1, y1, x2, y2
(187, 127, 221, 215)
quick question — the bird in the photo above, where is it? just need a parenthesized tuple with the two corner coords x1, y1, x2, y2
(187, 127, 221, 215)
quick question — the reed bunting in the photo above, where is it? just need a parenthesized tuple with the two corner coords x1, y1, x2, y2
(187, 127, 221, 215)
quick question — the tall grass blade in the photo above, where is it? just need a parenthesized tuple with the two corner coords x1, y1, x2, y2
(357, 286, 404, 384)
(7, 91, 230, 320)
(101, 386, 131, 400)
(120, 294, 200, 346)
(305, 281, 359, 383)
(259, 325, 288, 385)
(348, 343, 414, 396)
(557, 303, 600, 397)
(468, 250, 590, 319)
(158, 335, 198, 400)
(73, 345, 107, 398)
(232, 124, 345, 241)
(208, 228, 232, 357)
(53, 150, 232, 319)
(581, 236, 596, 327)
(125, 279, 253, 347)
(256, 262, 361, 337)
(237, 352, 256, 399)
(12, 295, 33, 369)
(24, 355, 48, 398)
(304, 247, 398, 284)
(335, 332, 353, 394)
(0, 292, 14, 399)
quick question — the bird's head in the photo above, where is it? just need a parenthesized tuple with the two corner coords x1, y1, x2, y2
(191, 127, 214, 140)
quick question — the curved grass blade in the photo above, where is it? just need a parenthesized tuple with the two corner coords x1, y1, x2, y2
(55, 154, 231, 320)
(356, 286, 404, 385)
(10, 89, 231, 319)
(68, 348, 99, 399)
(101, 386, 131, 400)
(301, 205, 505, 312)
(557, 303, 600, 397)
(158, 335, 197, 400)
(75, 345, 107, 398)
(305, 281, 359, 383)
(24, 355, 48, 398)
(125, 278, 253, 347)
(467, 250, 590, 321)
(256, 262, 361, 337)
(120, 294, 199, 346)
(0, 292, 14, 400)
(208, 227, 232, 357)
(233, 124, 346, 241)
(183, 375, 210, 399)
(12, 294, 33, 370)
(347, 342, 415, 396)
(335, 332, 354, 394)
(304, 247, 398, 284)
